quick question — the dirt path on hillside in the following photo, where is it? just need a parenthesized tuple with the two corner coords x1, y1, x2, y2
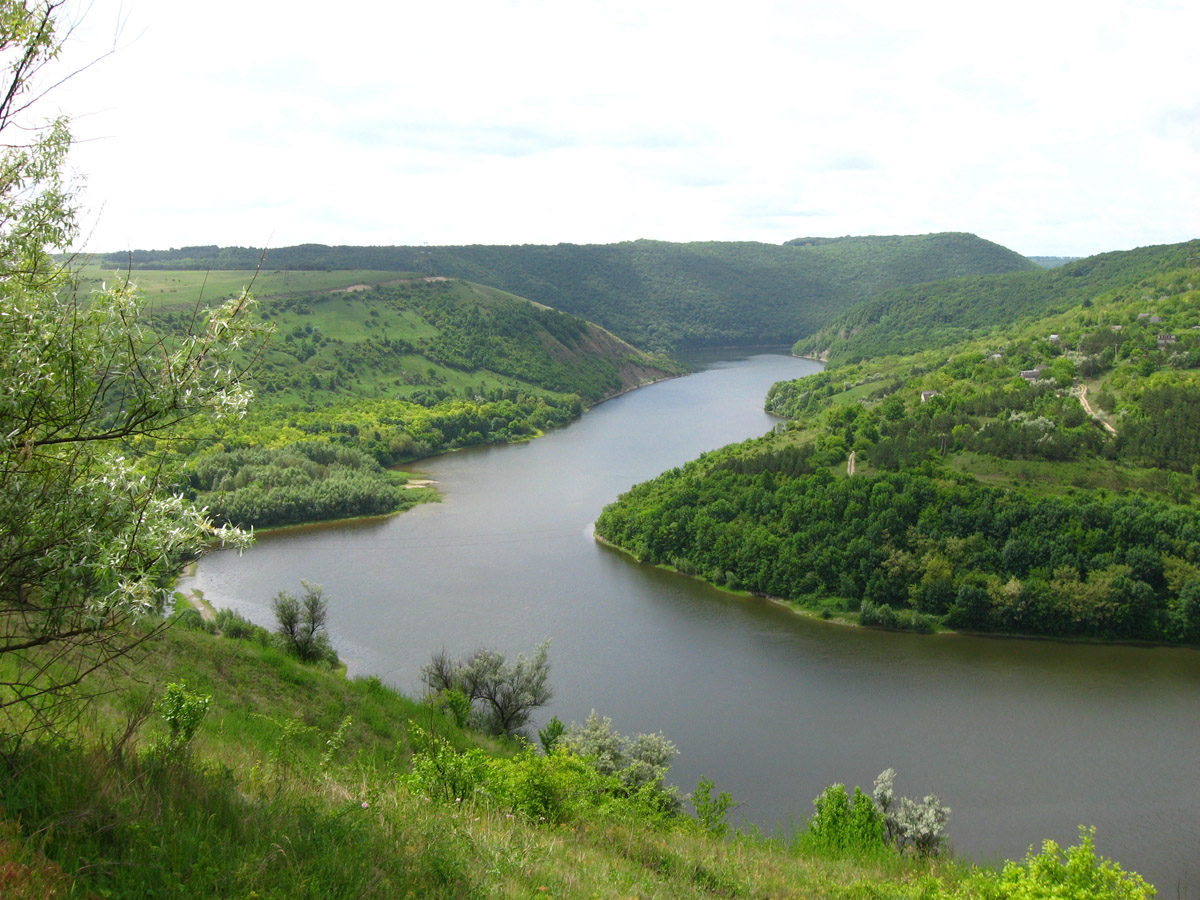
(847, 450, 856, 475)
(1076, 384, 1117, 435)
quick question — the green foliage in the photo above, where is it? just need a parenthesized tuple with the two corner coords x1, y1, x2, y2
(142, 680, 211, 763)
(320, 714, 353, 769)
(597, 455, 1200, 642)
(432, 688, 473, 729)
(691, 775, 736, 837)
(404, 725, 491, 803)
(1117, 381, 1200, 472)
(559, 710, 681, 812)
(969, 827, 1154, 900)
(272, 582, 338, 665)
(421, 641, 553, 738)
(860, 602, 938, 633)
(537, 713, 566, 754)
(188, 440, 410, 528)
(213, 607, 273, 643)
(874, 768, 951, 858)
(0, 1, 260, 733)
(801, 783, 887, 857)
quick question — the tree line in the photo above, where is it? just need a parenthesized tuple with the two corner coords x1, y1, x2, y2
(596, 462, 1200, 642)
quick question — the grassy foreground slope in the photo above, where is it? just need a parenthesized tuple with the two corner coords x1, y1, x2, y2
(597, 241, 1200, 644)
(89, 233, 1037, 351)
(0, 619, 1151, 899)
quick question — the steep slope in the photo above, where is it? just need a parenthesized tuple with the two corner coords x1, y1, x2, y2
(797, 239, 1200, 363)
(245, 276, 683, 405)
(1, 620, 1151, 899)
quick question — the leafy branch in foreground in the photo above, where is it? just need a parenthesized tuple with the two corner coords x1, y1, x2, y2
(0, 0, 265, 736)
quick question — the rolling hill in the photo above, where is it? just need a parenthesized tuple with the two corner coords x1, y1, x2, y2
(795, 239, 1200, 364)
(89, 233, 1037, 351)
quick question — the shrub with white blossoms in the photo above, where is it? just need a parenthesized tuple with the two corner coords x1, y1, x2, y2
(872, 767, 951, 857)
(560, 711, 681, 811)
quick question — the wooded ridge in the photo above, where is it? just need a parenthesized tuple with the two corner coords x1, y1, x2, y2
(89, 232, 1036, 351)
(597, 238, 1200, 644)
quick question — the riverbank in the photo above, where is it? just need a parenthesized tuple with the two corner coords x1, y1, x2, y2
(178, 351, 1196, 891)
(592, 528, 866, 627)
(9, 620, 1156, 900)
(589, 370, 684, 407)
(591, 529, 1199, 650)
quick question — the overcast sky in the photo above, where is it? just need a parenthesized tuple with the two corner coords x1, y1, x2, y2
(46, 0, 1200, 258)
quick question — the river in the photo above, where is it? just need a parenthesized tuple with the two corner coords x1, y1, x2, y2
(180, 351, 1199, 895)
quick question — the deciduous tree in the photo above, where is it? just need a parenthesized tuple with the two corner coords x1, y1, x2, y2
(0, 1, 262, 734)
(421, 640, 552, 738)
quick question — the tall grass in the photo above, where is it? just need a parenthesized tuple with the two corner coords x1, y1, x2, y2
(0, 625, 1152, 899)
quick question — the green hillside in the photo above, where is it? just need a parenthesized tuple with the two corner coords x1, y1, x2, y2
(796, 239, 1200, 364)
(83, 267, 682, 530)
(76, 266, 681, 407)
(88, 233, 1037, 351)
(0, 614, 1151, 899)
(596, 242, 1200, 645)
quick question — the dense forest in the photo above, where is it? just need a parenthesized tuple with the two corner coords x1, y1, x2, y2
(92, 233, 1036, 351)
(597, 241, 1200, 644)
(176, 389, 582, 528)
(597, 462, 1200, 641)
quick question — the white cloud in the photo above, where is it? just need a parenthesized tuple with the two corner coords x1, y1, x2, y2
(46, 0, 1200, 256)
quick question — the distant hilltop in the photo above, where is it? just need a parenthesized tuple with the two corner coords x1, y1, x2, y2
(86, 233, 1035, 352)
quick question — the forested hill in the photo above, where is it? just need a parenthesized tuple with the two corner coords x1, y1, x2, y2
(595, 244, 1200, 646)
(796, 239, 1200, 364)
(121, 271, 684, 530)
(92, 233, 1035, 351)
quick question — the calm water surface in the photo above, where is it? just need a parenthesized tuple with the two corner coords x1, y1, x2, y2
(182, 352, 1200, 894)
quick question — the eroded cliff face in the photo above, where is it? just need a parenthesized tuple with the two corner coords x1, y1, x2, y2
(535, 323, 683, 400)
